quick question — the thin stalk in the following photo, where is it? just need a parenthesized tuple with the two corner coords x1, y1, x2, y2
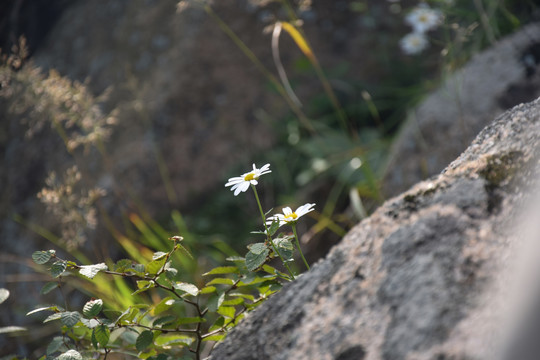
(251, 185, 295, 280)
(203, 5, 315, 134)
(291, 224, 309, 271)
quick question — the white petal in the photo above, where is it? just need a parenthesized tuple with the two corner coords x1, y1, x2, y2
(283, 207, 293, 216)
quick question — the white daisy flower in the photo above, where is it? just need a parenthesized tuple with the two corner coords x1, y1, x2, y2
(225, 163, 271, 196)
(400, 32, 429, 55)
(405, 4, 442, 33)
(267, 203, 316, 227)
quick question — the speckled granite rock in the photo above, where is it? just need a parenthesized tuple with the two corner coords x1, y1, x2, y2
(383, 22, 540, 199)
(209, 98, 540, 360)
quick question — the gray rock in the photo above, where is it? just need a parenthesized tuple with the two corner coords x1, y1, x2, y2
(383, 23, 540, 198)
(209, 98, 540, 360)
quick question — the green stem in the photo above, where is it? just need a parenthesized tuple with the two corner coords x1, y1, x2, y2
(251, 185, 295, 280)
(292, 224, 310, 271)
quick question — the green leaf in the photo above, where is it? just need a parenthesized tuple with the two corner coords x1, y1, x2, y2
(94, 324, 110, 347)
(155, 334, 193, 347)
(222, 297, 244, 306)
(267, 219, 280, 236)
(40, 282, 58, 295)
(0, 288, 9, 304)
(61, 311, 81, 328)
(79, 263, 108, 279)
(132, 280, 154, 295)
(248, 243, 268, 255)
(217, 306, 235, 318)
(50, 261, 67, 278)
(152, 251, 168, 260)
(226, 256, 245, 262)
(229, 292, 255, 301)
(146, 258, 166, 275)
(206, 278, 235, 286)
(245, 248, 269, 271)
(27, 305, 60, 316)
(0, 326, 26, 334)
(200, 286, 217, 294)
(56, 350, 82, 360)
(81, 318, 100, 329)
(174, 316, 205, 325)
(153, 297, 175, 315)
(46, 336, 65, 355)
(136, 330, 154, 352)
(207, 293, 225, 313)
(83, 299, 103, 318)
(203, 266, 239, 276)
(173, 282, 199, 296)
(43, 313, 62, 323)
(202, 334, 226, 342)
(152, 315, 177, 327)
(274, 238, 294, 260)
(32, 250, 55, 265)
(114, 259, 133, 272)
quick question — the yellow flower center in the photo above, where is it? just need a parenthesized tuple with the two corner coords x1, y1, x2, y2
(285, 212, 298, 220)
(419, 14, 428, 23)
(244, 173, 256, 181)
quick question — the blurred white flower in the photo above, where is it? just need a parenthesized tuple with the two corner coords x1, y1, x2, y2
(225, 163, 271, 196)
(400, 32, 429, 55)
(267, 203, 316, 227)
(405, 4, 442, 33)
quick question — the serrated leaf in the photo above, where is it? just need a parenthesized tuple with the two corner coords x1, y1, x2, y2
(40, 282, 58, 295)
(61, 311, 81, 328)
(173, 282, 199, 296)
(229, 293, 255, 301)
(245, 248, 269, 271)
(94, 324, 110, 347)
(0, 326, 26, 334)
(83, 299, 103, 318)
(248, 243, 267, 255)
(136, 330, 154, 352)
(207, 293, 225, 313)
(267, 219, 280, 236)
(203, 266, 239, 276)
(206, 278, 235, 286)
(0, 288, 9, 304)
(56, 349, 82, 360)
(79, 263, 108, 279)
(32, 250, 54, 265)
(200, 286, 217, 294)
(50, 261, 67, 278)
(217, 306, 235, 318)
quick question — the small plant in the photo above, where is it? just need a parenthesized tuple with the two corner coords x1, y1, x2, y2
(28, 163, 314, 359)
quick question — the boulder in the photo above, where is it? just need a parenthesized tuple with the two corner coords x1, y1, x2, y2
(383, 22, 540, 198)
(209, 97, 540, 360)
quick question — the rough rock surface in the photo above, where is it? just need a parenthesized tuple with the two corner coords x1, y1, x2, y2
(210, 98, 540, 360)
(383, 22, 540, 198)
